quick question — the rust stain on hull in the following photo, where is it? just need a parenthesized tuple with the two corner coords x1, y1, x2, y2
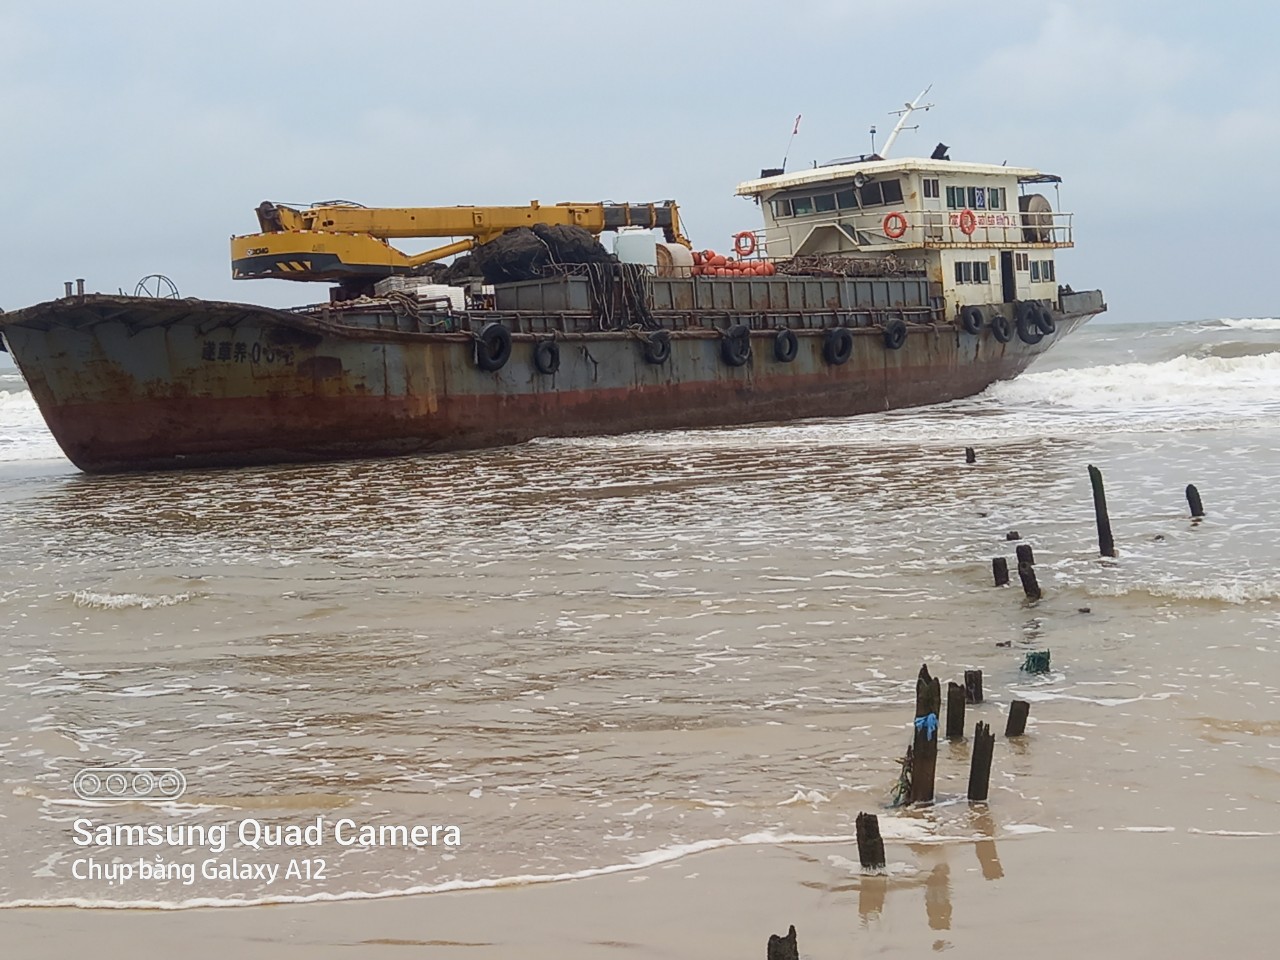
(1, 295, 1099, 473)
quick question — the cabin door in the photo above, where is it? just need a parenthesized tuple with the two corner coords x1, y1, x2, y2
(999, 251, 1016, 303)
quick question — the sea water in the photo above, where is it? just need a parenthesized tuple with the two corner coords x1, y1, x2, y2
(0, 318, 1277, 909)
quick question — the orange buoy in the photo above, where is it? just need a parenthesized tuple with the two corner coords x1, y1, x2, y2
(958, 209, 977, 236)
(710, 254, 727, 267)
(692, 251, 704, 266)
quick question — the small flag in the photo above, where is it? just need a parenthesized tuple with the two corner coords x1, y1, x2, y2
(792, 114, 802, 135)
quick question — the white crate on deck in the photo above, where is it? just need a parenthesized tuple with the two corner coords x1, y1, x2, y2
(373, 277, 466, 311)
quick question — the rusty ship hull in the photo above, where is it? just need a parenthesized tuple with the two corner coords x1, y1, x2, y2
(0, 277, 1105, 473)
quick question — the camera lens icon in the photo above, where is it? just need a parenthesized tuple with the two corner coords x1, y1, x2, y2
(74, 767, 186, 802)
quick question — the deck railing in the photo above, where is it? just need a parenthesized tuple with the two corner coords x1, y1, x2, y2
(747, 209, 1074, 259)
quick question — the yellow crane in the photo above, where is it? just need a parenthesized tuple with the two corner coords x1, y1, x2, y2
(230, 199, 688, 283)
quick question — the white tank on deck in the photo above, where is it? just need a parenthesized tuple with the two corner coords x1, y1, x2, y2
(613, 227, 658, 267)
(656, 242, 694, 278)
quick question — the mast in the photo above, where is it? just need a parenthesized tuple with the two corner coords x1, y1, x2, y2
(879, 85, 934, 159)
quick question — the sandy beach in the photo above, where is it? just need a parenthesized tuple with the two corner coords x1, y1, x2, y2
(8, 831, 1277, 958)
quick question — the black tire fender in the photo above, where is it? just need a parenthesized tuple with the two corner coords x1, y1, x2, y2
(773, 328, 799, 363)
(532, 338, 560, 375)
(475, 323, 512, 371)
(642, 329, 671, 365)
(959, 305, 984, 335)
(883, 318, 908, 350)
(1034, 304, 1056, 335)
(720, 324, 752, 367)
(822, 327, 854, 365)
(1015, 301, 1043, 344)
(990, 313, 1012, 343)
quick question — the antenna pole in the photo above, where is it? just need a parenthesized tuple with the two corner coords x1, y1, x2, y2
(880, 84, 934, 159)
(781, 114, 801, 172)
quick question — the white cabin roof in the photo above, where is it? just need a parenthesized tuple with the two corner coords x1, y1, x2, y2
(736, 157, 1059, 198)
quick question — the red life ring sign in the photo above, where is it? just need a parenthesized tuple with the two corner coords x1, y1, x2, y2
(883, 211, 908, 239)
(733, 231, 757, 257)
(958, 209, 978, 236)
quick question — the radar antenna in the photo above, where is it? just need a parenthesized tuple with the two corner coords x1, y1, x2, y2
(879, 85, 934, 159)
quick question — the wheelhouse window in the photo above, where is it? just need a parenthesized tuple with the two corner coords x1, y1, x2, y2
(923, 178, 939, 199)
(881, 180, 903, 204)
(954, 260, 991, 284)
(858, 181, 883, 206)
(836, 187, 857, 209)
(952, 259, 988, 281)
(946, 184, 1007, 210)
(1031, 259, 1056, 281)
(791, 195, 814, 216)
(814, 193, 837, 213)
(771, 198, 792, 218)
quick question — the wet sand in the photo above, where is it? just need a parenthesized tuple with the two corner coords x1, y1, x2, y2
(8, 831, 1276, 959)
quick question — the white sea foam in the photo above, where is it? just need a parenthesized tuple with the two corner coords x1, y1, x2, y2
(0, 388, 63, 462)
(0, 823, 978, 911)
(1216, 317, 1280, 331)
(986, 350, 1280, 412)
(1089, 579, 1280, 605)
(71, 590, 194, 610)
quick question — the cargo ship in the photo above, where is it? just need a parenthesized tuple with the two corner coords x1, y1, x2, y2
(0, 105, 1104, 474)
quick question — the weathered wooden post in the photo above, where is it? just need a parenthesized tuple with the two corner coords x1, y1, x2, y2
(1017, 560, 1042, 600)
(946, 681, 966, 739)
(1186, 484, 1204, 518)
(856, 812, 886, 871)
(1015, 543, 1035, 566)
(992, 557, 1010, 586)
(968, 721, 995, 802)
(1005, 699, 1031, 737)
(767, 924, 799, 960)
(964, 669, 983, 704)
(909, 664, 942, 804)
(965, 446, 976, 464)
(1088, 464, 1117, 557)
(1005, 530, 1021, 541)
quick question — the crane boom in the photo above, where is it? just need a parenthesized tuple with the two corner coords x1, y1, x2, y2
(231, 199, 688, 283)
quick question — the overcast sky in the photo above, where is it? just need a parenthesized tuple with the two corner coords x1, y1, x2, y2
(1, 0, 1276, 323)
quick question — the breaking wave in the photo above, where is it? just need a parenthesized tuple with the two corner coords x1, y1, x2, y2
(988, 350, 1280, 412)
(0, 387, 63, 463)
(1088, 579, 1280, 605)
(71, 590, 194, 610)
(1211, 317, 1280, 332)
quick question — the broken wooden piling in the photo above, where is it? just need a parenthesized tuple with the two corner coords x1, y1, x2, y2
(1005, 530, 1021, 541)
(1005, 699, 1031, 737)
(1017, 560, 1042, 600)
(1186, 483, 1204, 518)
(910, 664, 942, 804)
(992, 557, 1010, 586)
(1088, 464, 1117, 557)
(856, 812, 886, 871)
(1015, 543, 1035, 566)
(767, 924, 799, 960)
(965, 446, 976, 464)
(946, 681, 966, 739)
(968, 721, 995, 802)
(964, 669, 983, 704)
